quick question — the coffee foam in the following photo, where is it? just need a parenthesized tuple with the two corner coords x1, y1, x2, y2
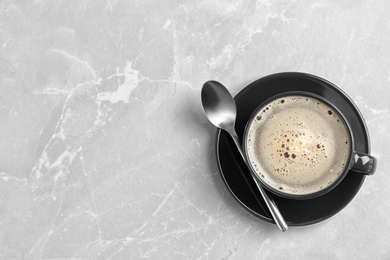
(246, 95, 351, 196)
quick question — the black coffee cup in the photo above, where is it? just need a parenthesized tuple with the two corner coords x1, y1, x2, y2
(243, 89, 376, 200)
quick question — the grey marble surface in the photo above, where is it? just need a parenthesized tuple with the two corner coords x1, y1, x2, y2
(1, 1, 389, 259)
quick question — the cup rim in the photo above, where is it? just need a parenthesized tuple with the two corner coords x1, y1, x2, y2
(243, 90, 355, 200)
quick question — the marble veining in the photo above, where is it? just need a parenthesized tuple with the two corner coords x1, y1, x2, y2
(0, 0, 389, 259)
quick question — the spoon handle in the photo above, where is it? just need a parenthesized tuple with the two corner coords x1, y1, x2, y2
(229, 130, 288, 232)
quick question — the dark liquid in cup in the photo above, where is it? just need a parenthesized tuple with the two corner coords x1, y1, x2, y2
(246, 95, 351, 196)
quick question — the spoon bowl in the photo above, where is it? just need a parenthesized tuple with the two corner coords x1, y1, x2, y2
(201, 80, 237, 130)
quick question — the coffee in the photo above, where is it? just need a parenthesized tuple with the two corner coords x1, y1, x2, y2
(246, 95, 351, 196)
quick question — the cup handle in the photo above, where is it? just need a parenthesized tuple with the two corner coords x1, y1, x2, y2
(350, 151, 377, 175)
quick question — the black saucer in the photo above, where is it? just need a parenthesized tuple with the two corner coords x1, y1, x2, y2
(216, 72, 370, 226)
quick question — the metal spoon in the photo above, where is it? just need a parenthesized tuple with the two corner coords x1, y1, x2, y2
(201, 80, 288, 232)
